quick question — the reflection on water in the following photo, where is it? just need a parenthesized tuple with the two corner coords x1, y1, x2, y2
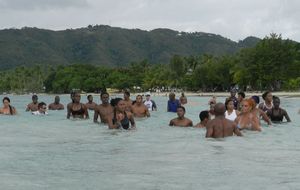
(0, 95, 300, 190)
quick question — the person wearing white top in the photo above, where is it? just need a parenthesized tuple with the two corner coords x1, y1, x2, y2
(225, 99, 239, 121)
(32, 102, 48, 115)
(143, 93, 157, 111)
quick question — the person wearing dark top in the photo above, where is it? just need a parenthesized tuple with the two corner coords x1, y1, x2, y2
(266, 96, 291, 123)
(67, 92, 89, 119)
(167, 92, 181, 112)
(107, 98, 136, 130)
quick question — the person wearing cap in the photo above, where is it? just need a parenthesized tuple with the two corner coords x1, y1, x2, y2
(143, 93, 157, 111)
(26, 94, 39, 112)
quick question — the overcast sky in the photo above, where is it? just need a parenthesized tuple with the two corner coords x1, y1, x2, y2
(0, 0, 299, 42)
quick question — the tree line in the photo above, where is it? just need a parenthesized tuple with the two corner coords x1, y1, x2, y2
(0, 33, 299, 94)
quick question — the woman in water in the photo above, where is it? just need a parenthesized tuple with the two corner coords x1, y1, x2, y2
(107, 98, 136, 130)
(225, 98, 240, 121)
(259, 91, 273, 112)
(266, 96, 291, 123)
(0, 97, 17, 115)
(235, 98, 261, 131)
(67, 92, 89, 119)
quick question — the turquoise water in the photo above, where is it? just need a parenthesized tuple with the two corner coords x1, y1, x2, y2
(0, 94, 300, 190)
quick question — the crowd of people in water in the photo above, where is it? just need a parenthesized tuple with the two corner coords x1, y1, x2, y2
(0, 89, 295, 138)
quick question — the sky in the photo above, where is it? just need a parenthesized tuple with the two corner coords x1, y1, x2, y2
(0, 0, 299, 42)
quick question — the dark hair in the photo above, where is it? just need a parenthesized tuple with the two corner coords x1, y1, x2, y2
(101, 91, 109, 97)
(199, 111, 209, 121)
(110, 98, 123, 107)
(32, 95, 38, 99)
(262, 91, 271, 100)
(273, 96, 280, 101)
(87, 94, 92, 99)
(225, 98, 233, 110)
(38, 102, 46, 109)
(3, 97, 13, 115)
(251, 96, 260, 104)
(136, 94, 142, 99)
(238, 92, 245, 98)
(124, 91, 130, 96)
(177, 106, 186, 112)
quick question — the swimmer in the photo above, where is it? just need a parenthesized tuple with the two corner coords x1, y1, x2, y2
(179, 92, 188, 105)
(32, 102, 48, 115)
(85, 94, 97, 111)
(107, 98, 136, 130)
(48, 96, 64, 110)
(259, 91, 273, 112)
(167, 92, 181, 112)
(194, 110, 210, 128)
(26, 94, 39, 112)
(131, 95, 150, 118)
(169, 106, 193, 127)
(225, 89, 238, 109)
(235, 99, 261, 131)
(206, 103, 242, 138)
(237, 92, 245, 111)
(266, 96, 291, 123)
(225, 98, 240, 121)
(208, 95, 217, 105)
(94, 92, 114, 124)
(123, 91, 133, 112)
(251, 96, 272, 126)
(143, 93, 157, 111)
(208, 101, 216, 119)
(67, 92, 89, 119)
(0, 97, 17, 115)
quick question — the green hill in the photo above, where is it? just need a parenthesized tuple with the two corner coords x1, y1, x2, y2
(0, 25, 261, 69)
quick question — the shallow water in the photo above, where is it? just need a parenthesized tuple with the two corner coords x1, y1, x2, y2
(0, 94, 300, 190)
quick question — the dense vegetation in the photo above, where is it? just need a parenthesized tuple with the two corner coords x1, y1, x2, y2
(0, 25, 259, 70)
(0, 33, 299, 94)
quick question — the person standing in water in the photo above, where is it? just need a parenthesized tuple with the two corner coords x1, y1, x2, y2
(85, 95, 97, 111)
(167, 92, 181, 112)
(179, 92, 187, 105)
(225, 98, 240, 121)
(0, 97, 17, 115)
(26, 95, 39, 112)
(67, 92, 89, 119)
(94, 92, 114, 124)
(169, 106, 193, 127)
(132, 95, 150, 118)
(225, 89, 238, 109)
(107, 98, 136, 130)
(259, 91, 273, 112)
(266, 96, 291, 123)
(206, 103, 242, 138)
(237, 92, 245, 111)
(194, 110, 210, 128)
(143, 93, 157, 111)
(48, 96, 64, 110)
(32, 102, 48, 115)
(123, 91, 133, 112)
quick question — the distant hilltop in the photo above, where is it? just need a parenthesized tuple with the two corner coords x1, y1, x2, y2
(0, 25, 261, 69)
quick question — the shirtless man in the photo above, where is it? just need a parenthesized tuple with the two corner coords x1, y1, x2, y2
(169, 106, 193, 127)
(132, 95, 150, 118)
(194, 110, 210, 128)
(48, 96, 64, 110)
(94, 92, 114, 124)
(26, 95, 39, 112)
(123, 91, 133, 112)
(206, 103, 242, 138)
(85, 95, 97, 110)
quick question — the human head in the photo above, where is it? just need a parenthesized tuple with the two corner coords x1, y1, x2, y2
(70, 91, 76, 103)
(111, 98, 125, 112)
(251, 96, 260, 105)
(262, 91, 273, 102)
(225, 98, 234, 111)
(73, 92, 81, 103)
(199, 110, 209, 122)
(32, 95, 38, 104)
(2, 97, 10, 108)
(38, 102, 47, 113)
(273, 96, 280, 109)
(214, 103, 226, 116)
(87, 95, 93, 102)
(169, 92, 175, 100)
(124, 91, 130, 100)
(209, 101, 216, 113)
(241, 99, 255, 113)
(238, 92, 245, 102)
(176, 106, 186, 118)
(230, 89, 237, 97)
(136, 95, 143, 104)
(54, 96, 60, 104)
(100, 92, 110, 104)
(145, 93, 151, 101)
